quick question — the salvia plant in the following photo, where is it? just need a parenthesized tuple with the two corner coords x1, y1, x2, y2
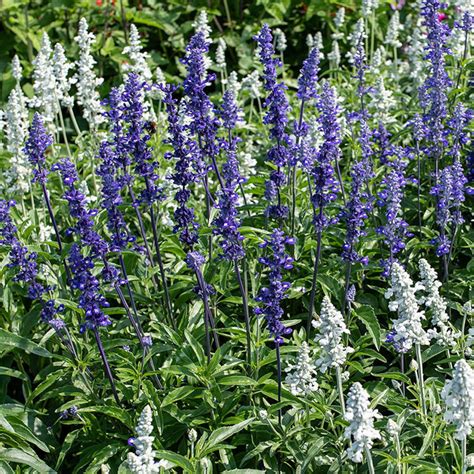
(0, 1, 472, 472)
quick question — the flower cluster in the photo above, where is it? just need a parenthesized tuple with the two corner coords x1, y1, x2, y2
(311, 81, 341, 232)
(212, 90, 245, 261)
(254, 24, 291, 220)
(0, 199, 64, 325)
(430, 161, 468, 256)
(255, 229, 294, 345)
(376, 148, 412, 276)
(123, 24, 152, 84)
(344, 383, 382, 463)
(418, 258, 459, 346)
(127, 405, 170, 472)
(121, 73, 163, 207)
(385, 262, 429, 352)
(23, 113, 53, 185)
(284, 341, 319, 396)
(162, 85, 200, 248)
(313, 296, 353, 372)
(73, 18, 104, 129)
(441, 359, 474, 440)
(418, 0, 452, 160)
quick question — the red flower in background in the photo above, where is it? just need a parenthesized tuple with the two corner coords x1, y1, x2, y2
(96, 0, 102, 6)
(438, 12, 447, 21)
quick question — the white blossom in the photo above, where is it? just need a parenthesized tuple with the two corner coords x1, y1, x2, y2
(385, 11, 402, 48)
(370, 46, 387, 75)
(344, 383, 381, 463)
(4, 88, 30, 194)
(53, 43, 74, 108)
(226, 71, 241, 96)
(73, 18, 104, 129)
(12, 55, 22, 83)
(274, 28, 287, 52)
(284, 342, 319, 396)
(418, 258, 459, 347)
(441, 359, 474, 440)
(127, 405, 172, 473)
(306, 34, 314, 49)
(242, 70, 261, 99)
(193, 10, 212, 42)
(370, 77, 396, 124)
(216, 38, 227, 70)
(328, 40, 341, 68)
(313, 32, 324, 59)
(30, 32, 58, 126)
(313, 296, 354, 373)
(362, 0, 379, 17)
(386, 419, 400, 437)
(335, 7, 345, 29)
(347, 20, 366, 64)
(385, 263, 429, 352)
(123, 24, 153, 83)
(406, 20, 426, 87)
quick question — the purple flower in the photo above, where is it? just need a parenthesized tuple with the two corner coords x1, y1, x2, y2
(0, 199, 64, 324)
(181, 32, 219, 177)
(311, 81, 341, 232)
(213, 90, 246, 261)
(341, 160, 372, 265)
(162, 84, 200, 249)
(385, 329, 409, 353)
(297, 47, 320, 101)
(430, 161, 468, 256)
(255, 229, 294, 345)
(376, 148, 413, 276)
(69, 243, 111, 332)
(24, 113, 53, 184)
(254, 24, 291, 220)
(121, 74, 163, 206)
(418, 0, 452, 160)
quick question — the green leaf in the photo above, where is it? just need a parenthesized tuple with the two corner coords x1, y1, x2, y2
(0, 448, 56, 473)
(0, 329, 52, 357)
(0, 366, 28, 381)
(201, 419, 254, 456)
(154, 450, 194, 471)
(55, 430, 79, 470)
(218, 375, 257, 386)
(161, 386, 199, 408)
(354, 305, 381, 350)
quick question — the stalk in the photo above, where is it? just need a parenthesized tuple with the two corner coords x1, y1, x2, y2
(415, 343, 427, 417)
(365, 447, 376, 474)
(234, 261, 251, 368)
(40, 182, 71, 282)
(395, 433, 402, 474)
(276, 342, 282, 426)
(307, 226, 322, 337)
(336, 366, 345, 416)
(461, 436, 467, 474)
(147, 193, 175, 329)
(93, 327, 120, 405)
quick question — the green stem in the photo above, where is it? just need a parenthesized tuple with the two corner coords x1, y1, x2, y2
(415, 344, 427, 416)
(336, 366, 345, 416)
(461, 436, 467, 474)
(365, 447, 376, 474)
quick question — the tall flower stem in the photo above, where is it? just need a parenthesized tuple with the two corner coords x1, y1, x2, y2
(461, 436, 467, 474)
(194, 267, 220, 359)
(336, 366, 345, 416)
(148, 200, 175, 329)
(394, 433, 402, 474)
(40, 182, 71, 282)
(365, 447, 376, 474)
(342, 261, 352, 318)
(415, 343, 427, 416)
(307, 226, 322, 337)
(67, 106, 82, 137)
(276, 342, 282, 426)
(93, 327, 120, 405)
(234, 261, 251, 368)
(291, 100, 306, 236)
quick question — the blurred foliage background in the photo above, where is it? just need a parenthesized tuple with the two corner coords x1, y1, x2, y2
(0, 0, 418, 102)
